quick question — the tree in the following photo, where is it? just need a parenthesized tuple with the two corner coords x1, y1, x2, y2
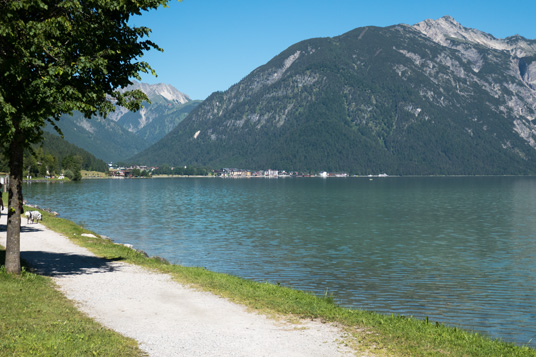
(62, 155, 83, 181)
(0, 0, 178, 274)
(41, 153, 57, 177)
(63, 169, 75, 181)
(23, 150, 39, 178)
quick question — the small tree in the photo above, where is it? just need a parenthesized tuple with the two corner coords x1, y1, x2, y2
(43, 154, 57, 177)
(1, 0, 178, 274)
(62, 155, 83, 181)
(63, 169, 74, 181)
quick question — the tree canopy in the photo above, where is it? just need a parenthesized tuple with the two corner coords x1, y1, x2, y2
(0, 0, 176, 274)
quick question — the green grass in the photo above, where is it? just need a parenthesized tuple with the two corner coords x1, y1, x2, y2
(0, 255, 144, 356)
(81, 170, 107, 178)
(4, 203, 536, 356)
(0, 199, 144, 356)
(33, 209, 536, 356)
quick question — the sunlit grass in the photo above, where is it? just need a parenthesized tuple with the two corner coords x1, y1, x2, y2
(81, 170, 107, 178)
(0, 200, 143, 356)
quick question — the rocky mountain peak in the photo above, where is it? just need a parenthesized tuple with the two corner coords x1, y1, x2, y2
(127, 82, 191, 104)
(107, 81, 193, 124)
(122, 81, 191, 104)
(414, 16, 503, 48)
(414, 16, 536, 57)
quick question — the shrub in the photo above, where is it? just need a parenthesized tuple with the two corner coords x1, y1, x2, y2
(63, 169, 74, 180)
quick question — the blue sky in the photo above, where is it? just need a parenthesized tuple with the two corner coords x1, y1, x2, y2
(134, 0, 536, 100)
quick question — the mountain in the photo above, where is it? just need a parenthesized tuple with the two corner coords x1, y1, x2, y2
(46, 112, 149, 163)
(133, 16, 536, 175)
(110, 82, 201, 144)
(39, 131, 109, 172)
(45, 82, 201, 163)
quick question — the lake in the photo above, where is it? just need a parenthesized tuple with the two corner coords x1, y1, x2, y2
(23, 176, 536, 348)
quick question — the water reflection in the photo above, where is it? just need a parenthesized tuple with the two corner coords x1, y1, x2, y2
(24, 177, 536, 347)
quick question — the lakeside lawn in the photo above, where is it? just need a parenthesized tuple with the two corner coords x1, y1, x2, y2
(81, 170, 108, 178)
(0, 259, 143, 356)
(1, 203, 535, 356)
(0, 196, 143, 355)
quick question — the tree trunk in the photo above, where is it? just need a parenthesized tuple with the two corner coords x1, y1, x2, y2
(5, 129, 24, 274)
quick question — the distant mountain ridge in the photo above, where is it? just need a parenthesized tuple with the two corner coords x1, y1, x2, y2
(414, 16, 536, 57)
(46, 82, 200, 162)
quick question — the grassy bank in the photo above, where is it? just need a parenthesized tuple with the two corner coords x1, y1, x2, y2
(3, 205, 536, 356)
(81, 170, 108, 178)
(0, 197, 143, 355)
(0, 261, 143, 356)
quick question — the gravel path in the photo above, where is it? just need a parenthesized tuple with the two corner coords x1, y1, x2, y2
(0, 209, 357, 356)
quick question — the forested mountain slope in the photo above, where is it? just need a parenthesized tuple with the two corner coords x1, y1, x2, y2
(0, 131, 108, 175)
(133, 16, 536, 175)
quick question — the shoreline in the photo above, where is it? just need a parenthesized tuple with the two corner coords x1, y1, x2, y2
(2, 202, 534, 355)
(20, 174, 536, 183)
(0, 207, 357, 356)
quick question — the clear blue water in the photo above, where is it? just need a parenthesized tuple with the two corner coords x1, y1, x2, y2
(24, 177, 536, 347)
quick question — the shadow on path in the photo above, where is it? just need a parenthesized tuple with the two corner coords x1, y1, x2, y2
(0, 224, 44, 233)
(1, 222, 124, 277)
(21, 250, 125, 277)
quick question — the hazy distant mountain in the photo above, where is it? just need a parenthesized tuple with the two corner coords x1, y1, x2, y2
(46, 82, 200, 162)
(110, 82, 200, 144)
(133, 16, 536, 175)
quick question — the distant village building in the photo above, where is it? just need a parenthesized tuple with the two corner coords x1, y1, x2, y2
(108, 165, 156, 178)
(265, 170, 278, 178)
